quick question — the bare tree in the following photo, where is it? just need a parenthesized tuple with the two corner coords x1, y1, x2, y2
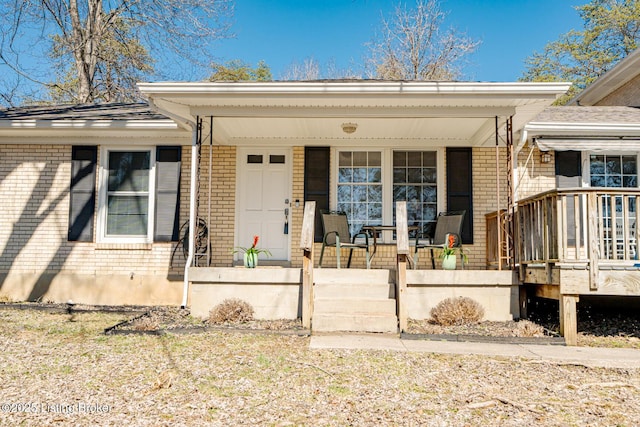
(0, 0, 233, 105)
(367, 0, 479, 80)
(281, 57, 321, 81)
(281, 56, 363, 81)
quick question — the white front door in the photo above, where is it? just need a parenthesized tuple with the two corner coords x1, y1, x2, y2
(236, 148, 291, 261)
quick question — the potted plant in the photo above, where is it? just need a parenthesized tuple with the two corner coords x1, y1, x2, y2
(234, 235, 271, 268)
(440, 234, 466, 270)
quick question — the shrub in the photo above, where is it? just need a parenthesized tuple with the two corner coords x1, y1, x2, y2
(513, 320, 545, 337)
(131, 316, 160, 331)
(209, 298, 254, 324)
(430, 297, 484, 326)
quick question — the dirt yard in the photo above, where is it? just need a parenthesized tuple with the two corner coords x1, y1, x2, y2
(0, 307, 639, 426)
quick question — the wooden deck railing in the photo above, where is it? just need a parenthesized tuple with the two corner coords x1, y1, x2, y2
(507, 188, 639, 289)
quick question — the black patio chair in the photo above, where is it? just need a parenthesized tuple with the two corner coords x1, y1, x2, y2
(413, 210, 465, 269)
(319, 211, 371, 268)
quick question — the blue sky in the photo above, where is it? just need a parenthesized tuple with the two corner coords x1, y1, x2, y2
(212, 0, 584, 81)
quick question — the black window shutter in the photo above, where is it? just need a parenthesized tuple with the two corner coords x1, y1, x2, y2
(68, 146, 97, 241)
(155, 146, 181, 242)
(446, 147, 473, 244)
(304, 147, 330, 242)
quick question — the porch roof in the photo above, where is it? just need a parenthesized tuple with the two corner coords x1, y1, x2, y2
(138, 80, 570, 147)
(525, 106, 640, 151)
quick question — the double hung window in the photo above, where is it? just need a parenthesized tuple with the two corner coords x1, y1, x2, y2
(99, 148, 155, 243)
(337, 151, 382, 236)
(393, 151, 438, 238)
(335, 149, 440, 239)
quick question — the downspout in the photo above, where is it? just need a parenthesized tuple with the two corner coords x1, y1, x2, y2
(182, 119, 199, 308)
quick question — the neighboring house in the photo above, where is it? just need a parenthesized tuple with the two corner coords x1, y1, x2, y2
(1, 81, 572, 333)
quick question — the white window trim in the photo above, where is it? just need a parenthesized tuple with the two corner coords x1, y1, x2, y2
(331, 147, 444, 241)
(97, 146, 156, 244)
(582, 151, 639, 188)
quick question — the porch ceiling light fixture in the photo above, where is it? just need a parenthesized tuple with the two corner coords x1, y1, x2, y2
(541, 152, 552, 163)
(341, 122, 358, 134)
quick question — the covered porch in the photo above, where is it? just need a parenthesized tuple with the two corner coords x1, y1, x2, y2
(138, 80, 569, 333)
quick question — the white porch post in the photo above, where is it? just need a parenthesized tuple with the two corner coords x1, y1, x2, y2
(182, 119, 199, 308)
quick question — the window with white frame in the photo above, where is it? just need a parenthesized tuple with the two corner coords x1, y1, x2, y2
(393, 151, 438, 238)
(99, 148, 155, 242)
(589, 154, 637, 187)
(335, 149, 440, 239)
(337, 151, 382, 236)
(587, 153, 638, 259)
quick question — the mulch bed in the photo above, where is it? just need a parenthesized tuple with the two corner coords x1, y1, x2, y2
(2, 297, 639, 348)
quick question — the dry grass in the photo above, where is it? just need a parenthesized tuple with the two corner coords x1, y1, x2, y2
(208, 298, 255, 324)
(430, 297, 485, 326)
(513, 320, 545, 338)
(0, 308, 639, 426)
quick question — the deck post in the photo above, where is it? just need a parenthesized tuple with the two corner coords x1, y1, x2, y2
(559, 294, 579, 346)
(396, 202, 409, 333)
(300, 201, 316, 329)
(587, 192, 599, 290)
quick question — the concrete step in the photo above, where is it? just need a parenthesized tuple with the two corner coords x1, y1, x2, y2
(314, 298, 396, 315)
(314, 268, 393, 285)
(313, 283, 394, 299)
(313, 313, 398, 333)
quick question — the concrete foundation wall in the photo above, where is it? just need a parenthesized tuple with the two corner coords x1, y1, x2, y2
(189, 267, 302, 319)
(406, 270, 520, 321)
(0, 272, 182, 306)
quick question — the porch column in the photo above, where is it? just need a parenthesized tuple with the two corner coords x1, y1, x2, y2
(181, 118, 200, 308)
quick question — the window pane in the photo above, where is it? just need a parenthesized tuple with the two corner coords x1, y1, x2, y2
(606, 157, 621, 174)
(339, 151, 352, 166)
(408, 168, 422, 183)
(107, 195, 148, 235)
(353, 151, 367, 166)
(394, 185, 406, 200)
(368, 167, 381, 183)
(353, 185, 367, 203)
(337, 185, 351, 203)
(408, 152, 421, 166)
(394, 168, 406, 183)
(269, 155, 285, 164)
(591, 175, 605, 187)
(338, 167, 352, 183)
(422, 168, 437, 183)
(623, 156, 637, 174)
(607, 176, 621, 187)
(624, 176, 637, 187)
(108, 152, 150, 192)
(590, 156, 605, 175)
(368, 185, 382, 202)
(393, 151, 406, 167)
(368, 151, 381, 166)
(353, 168, 367, 182)
(423, 152, 437, 167)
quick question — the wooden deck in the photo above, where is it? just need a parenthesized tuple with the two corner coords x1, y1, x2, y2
(510, 188, 640, 344)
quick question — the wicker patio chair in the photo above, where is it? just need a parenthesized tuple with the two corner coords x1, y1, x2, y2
(413, 211, 465, 269)
(319, 211, 371, 269)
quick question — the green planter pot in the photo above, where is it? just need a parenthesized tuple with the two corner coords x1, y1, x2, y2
(441, 254, 457, 270)
(243, 252, 258, 268)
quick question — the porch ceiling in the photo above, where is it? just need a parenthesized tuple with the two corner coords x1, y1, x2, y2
(138, 81, 571, 147)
